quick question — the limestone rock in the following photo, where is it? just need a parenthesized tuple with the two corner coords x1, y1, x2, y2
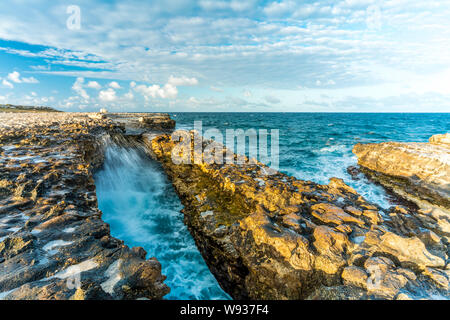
(342, 266, 368, 289)
(364, 231, 445, 269)
(429, 133, 450, 146)
(147, 131, 450, 300)
(352, 134, 450, 211)
(0, 112, 171, 300)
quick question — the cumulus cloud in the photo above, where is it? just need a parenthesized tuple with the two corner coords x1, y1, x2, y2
(108, 81, 121, 89)
(1, 0, 450, 111)
(7, 71, 39, 84)
(87, 81, 101, 89)
(2, 79, 14, 89)
(135, 83, 178, 100)
(124, 91, 134, 100)
(71, 77, 90, 100)
(99, 88, 117, 102)
(7, 71, 21, 83)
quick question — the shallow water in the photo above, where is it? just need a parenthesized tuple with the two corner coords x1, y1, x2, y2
(94, 143, 230, 300)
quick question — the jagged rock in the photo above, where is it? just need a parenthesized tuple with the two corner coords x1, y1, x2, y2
(364, 230, 445, 269)
(423, 267, 449, 289)
(0, 112, 171, 300)
(146, 131, 450, 300)
(341, 266, 368, 289)
(4, 113, 446, 300)
(352, 134, 450, 211)
(107, 113, 175, 133)
(0, 235, 34, 259)
(364, 256, 409, 299)
(311, 203, 365, 226)
(429, 133, 450, 146)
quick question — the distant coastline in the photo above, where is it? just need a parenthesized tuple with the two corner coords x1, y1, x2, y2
(0, 104, 60, 113)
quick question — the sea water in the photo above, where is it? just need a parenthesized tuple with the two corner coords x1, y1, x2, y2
(172, 112, 450, 208)
(94, 144, 231, 300)
(95, 112, 449, 300)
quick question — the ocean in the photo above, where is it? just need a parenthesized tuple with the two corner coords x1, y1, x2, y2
(95, 112, 449, 300)
(172, 112, 450, 208)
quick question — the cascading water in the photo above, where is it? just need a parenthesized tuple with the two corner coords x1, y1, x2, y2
(94, 138, 230, 300)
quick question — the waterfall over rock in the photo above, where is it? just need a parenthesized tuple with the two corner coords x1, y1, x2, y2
(94, 139, 230, 300)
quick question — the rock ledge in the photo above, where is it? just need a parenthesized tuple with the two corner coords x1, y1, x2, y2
(147, 131, 450, 300)
(0, 112, 172, 300)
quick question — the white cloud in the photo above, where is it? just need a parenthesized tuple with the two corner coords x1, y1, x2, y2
(315, 79, 336, 87)
(7, 71, 38, 84)
(21, 77, 39, 84)
(1, 0, 450, 111)
(168, 75, 198, 86)
(99, 88, 117, 102)
(71, 77, 90, 100)
(30, 65, 50, 71)
(135, 83, 178, 100)
(7, 71, 21, 83)
(124, 91, 134, 100)
(87, 81, 102, 89)
(188, 96, 200, 104)
(264, 1, 296, 17)
(108, 81, 121, 89)
(2, 79, 13, 89)
(199, 0, 253, 12)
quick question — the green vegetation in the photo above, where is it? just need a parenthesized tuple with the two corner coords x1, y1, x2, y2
(0, 104, 60, 113)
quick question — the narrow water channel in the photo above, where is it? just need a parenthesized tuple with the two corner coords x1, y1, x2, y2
(94, 141, 230, 300)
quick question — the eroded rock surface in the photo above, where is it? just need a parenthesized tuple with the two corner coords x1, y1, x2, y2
(147, 131, 450, 300)
(106, 113, 175, 134)
(352, 134, 450, 212)
(0, 112, 171, 300)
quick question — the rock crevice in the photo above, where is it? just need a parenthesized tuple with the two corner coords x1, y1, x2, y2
(0, 112, 173, 300)
(146, 131, 449, 300)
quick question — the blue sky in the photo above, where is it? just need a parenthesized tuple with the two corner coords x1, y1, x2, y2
(0, 0, 449, 112)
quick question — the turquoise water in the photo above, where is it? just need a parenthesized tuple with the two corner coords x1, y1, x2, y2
(94, 143, 231, 300)
(95, 113, 449, 300)
(172, 112, 450, 208)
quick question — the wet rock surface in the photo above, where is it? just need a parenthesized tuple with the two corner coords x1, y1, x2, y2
(353, 134, 450, 212)
(0, 112, 171, 300)
(147, 131, 450, 300)
(106, 113, 175, 134)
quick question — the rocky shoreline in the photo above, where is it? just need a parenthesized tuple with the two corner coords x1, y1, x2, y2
(1, 112, 449, 300)
(147, 131, 449, 300)
(0, 112, 173, 300)
(352, 134, 450, 214)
